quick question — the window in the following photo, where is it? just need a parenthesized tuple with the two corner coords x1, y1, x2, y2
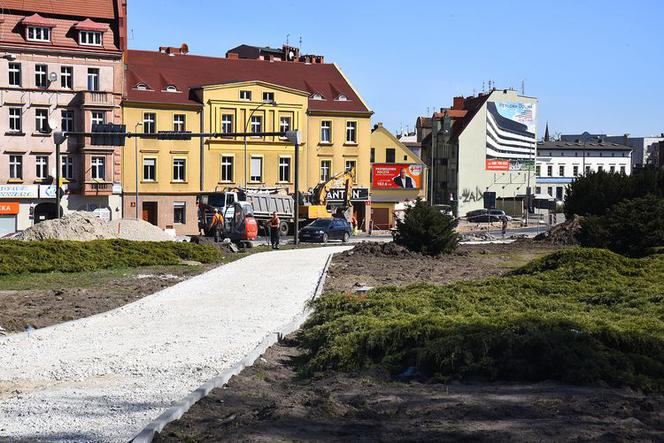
(546, 165, 553, 176)
(336, 94, 348, 101)
(220, 114, 233, 134)
(320, 121, 331, 143)
(573, 165, 579, 176)
(262, 92, 274, 102)
(79, 30, 103, 46)
(535, 165, 541, 176)
(345, 121, 357, 143)
(91, 156, 105, 180)
(278, 157, 291, 182)
(9, 155, 22, 180)
(386, 148, 396, 163)
(165, 85, 178, 93)
(143, 113, 156, 133)
(174, 202, 186, 224)
(35, 155, 48, 179)
(61, 110, 74, 132)
(239, 90, 252, 100)
(597, 165, 604, 172)
(173, 158, 186, 182)
(250, 115, 262, 134)
(143, 158, 156, 181)
(609, 165, 616, 173)
(559, 165, 565, 176)
(91, 111, 105, 127)
(620, 165, 626, 174)
(556, 186, 564, 201)
(312, 93, 324, 100)
(547, 186, 553, 197)
(8, 62, 21, 87)
(280, 116, 291, 133)
(135, 83, 148, 91)
(370, 148, 375, 163)
(61, 66, 73, 89)
(61, 155, 73, 180)
(535, 186, 541, 194)
(585, 165, 591, 174)
(35, 64, 48, 88)
(173, 114, 186, 132)
(9, 107, 22, 132)
(250, 156, 263, 182)
(87, 68, 99, 91)
(220, 155, 234, 182)
(35, 108, 49, 133)
(27, 26, 50, 42)
(345, 160, 356, 182)
(320, 160, 331, 182)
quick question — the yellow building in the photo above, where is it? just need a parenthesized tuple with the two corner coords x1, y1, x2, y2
(122, 47, 373, 234)
(370, 123, 426, 229)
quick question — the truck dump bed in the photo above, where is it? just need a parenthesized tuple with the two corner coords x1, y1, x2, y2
(247, 194, 294, 220)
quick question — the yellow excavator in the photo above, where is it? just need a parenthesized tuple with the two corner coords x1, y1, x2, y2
(299, 168, 354, 221)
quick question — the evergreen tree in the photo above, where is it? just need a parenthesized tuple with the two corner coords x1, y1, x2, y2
(394, 199, 459, 255)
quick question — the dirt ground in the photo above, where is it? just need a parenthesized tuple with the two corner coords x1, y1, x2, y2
(155, 240, 663, 442)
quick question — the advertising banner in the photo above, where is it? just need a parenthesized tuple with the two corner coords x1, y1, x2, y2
(372, 164, 424, 189)
(0, 185, 38, 198)
(486, 101, 536, 171)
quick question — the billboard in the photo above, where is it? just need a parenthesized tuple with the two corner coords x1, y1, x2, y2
(486, 101, 536, 171)
(372, 164, 424, 189)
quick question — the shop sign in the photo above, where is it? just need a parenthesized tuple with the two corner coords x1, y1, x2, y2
(326, 187, 370, 202)
(0, 202, 20, 215)
(0, 184, 38, 198)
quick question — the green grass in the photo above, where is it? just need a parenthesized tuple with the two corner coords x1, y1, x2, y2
(0, 239, 221, 275)
(299, 248, 664, 392)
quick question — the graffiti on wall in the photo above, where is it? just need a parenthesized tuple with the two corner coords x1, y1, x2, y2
(461, 186, 484, 203)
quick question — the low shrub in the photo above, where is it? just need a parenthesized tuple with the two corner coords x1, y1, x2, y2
(0, 239, 220, 275)
(578, 195, 664, 257)
(394, 199, 459, 255)
(299, 248, 664, 391)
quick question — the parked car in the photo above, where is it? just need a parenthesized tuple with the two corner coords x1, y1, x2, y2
(465, 208, 488, 219)
(468, 209, 512, 223)
(488, 209, 513, 221)
(298, 218, 351, 243)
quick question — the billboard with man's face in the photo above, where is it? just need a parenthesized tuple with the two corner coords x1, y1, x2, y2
(372, 164, 423, 189)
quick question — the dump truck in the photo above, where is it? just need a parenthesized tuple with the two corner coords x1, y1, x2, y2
(198, 188, 294, 237)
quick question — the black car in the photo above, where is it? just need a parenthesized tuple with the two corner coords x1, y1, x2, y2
(299, 218, 351, 243)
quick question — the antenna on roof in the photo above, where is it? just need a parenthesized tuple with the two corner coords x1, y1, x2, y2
(299, 36, 302, 51)
(286, 34, 290, 46)
(521, 79, 525, 95)
(482, 81, 485, 92)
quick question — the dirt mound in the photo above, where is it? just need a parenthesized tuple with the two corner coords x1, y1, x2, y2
(535, 216, 583, 245)
(343, 241, 415, 257)
(190, 235, 239, 253)
(16, 212, 174, 242)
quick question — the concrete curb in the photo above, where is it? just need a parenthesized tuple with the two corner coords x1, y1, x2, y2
(129, 250, 336, 443)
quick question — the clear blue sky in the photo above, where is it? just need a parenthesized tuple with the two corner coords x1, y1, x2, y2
(128, 0, 663, 138)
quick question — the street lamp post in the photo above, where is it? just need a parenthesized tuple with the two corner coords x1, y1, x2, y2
(243, 100, 277, 188)
(134, 122, 143, 219)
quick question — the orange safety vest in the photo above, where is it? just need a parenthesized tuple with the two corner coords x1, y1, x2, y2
(211, 213, 224, 226)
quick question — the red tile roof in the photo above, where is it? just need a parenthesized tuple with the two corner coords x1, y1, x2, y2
(0, 0, 118, 19)
(125, 50, 371, 114)
(21, 13, 56, 27)
(73, 18, 109, 32)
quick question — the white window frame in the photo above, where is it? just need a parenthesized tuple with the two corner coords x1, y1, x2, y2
(27, 26, 50, 42)
(79, 30, 103, 46)
(239, 90, 252, 101)
(8, 62, 21, 87)
(558, 164, 565, 176)
(250, 115, 262, 134)
(320, 120, 331, 143)
(173, 114, 186, 132)
(91, 111, 105, 127)
(249, 155, 263, 183)
(278, 156, 291, 183)
(220, 155, 234, 182)
(221, 114, 233, 133)
(173, 202, 186, 224)
(572, 165, 579, 177)
(9, 155, 23, 180)
(9, 107, 22, 132)
(143, 113, 156, 134)
(165, 85, 178, 93)
(35, 64, 48, 88)
(91, 156, 105, 180)
(143, 157, 157, 182)
(61, 155, 74, 180)
(87, 68, 100, 91)
(279, 116, 291, 134)
(173, 158, 186, 182)
(345, 121, 357, 143)
(35, 155, 49, 179)
(60, 66, 73, 89)
(345, 160, 357, 183)
(61, 110, 74, 132)
(320, 159, 331, 182)
(35, 108, 49, 133)
(620, 165, 626, 174)
(262, 91, 275, 102)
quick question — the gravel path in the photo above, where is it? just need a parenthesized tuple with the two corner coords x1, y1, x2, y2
(0, 246, 349, 442)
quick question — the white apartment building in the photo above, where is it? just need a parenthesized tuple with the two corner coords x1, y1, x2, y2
(535, 139, 632, 201)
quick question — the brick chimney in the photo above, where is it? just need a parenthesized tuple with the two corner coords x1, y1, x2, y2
(452, 96, 465, 110)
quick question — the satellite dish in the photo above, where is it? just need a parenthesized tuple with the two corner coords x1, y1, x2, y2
(288, 50, 295, 60)
(48, 118, 58, 132)
(48, 72, 58, 82)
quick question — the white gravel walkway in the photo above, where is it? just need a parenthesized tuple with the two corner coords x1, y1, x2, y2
(0, 246, 349, 442)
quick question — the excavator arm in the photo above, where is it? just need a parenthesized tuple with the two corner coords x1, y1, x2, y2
(312, 168, 355, 206)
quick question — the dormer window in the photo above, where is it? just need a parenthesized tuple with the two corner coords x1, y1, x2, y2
(135, 83, 149, 91)
(165, 85, 178, 93)
(27, 26, 51, 42)
(311, 93, 324, 100)
(79, 31, 102, 46)
(336, 94, 348, 101)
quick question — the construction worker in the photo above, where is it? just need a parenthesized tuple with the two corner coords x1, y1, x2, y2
(501, 216, 508, 238)
(269, 211, 280, 249)
(210, 208, 224, 243)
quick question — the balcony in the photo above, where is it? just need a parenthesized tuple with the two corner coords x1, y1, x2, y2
(81, 181, 113, 196)
(79, 91, 114, 108)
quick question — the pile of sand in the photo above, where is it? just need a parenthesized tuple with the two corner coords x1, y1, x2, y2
(16, 212, 173, 242)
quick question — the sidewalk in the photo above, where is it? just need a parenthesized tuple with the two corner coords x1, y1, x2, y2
(0, 246, 349, 442)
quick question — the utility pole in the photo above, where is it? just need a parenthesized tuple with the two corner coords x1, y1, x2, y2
(134, 122, 143, 219)
(286, 131, 301, 246)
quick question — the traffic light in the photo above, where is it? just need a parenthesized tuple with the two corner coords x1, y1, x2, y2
(92, 124, 126, 146)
